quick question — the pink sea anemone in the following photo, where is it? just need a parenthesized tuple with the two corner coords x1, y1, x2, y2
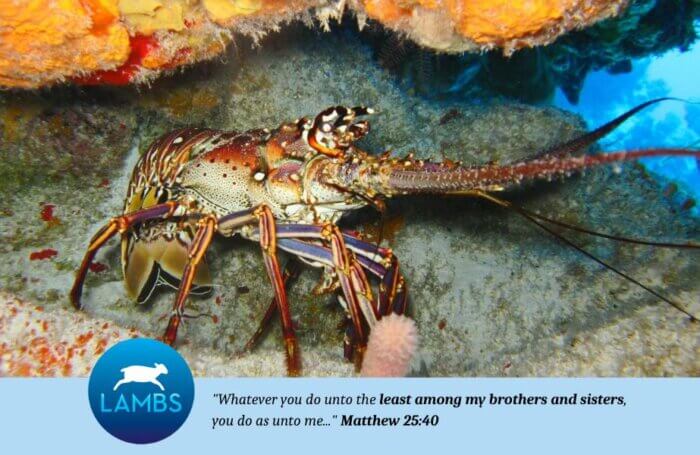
(361, 313, 418, 377)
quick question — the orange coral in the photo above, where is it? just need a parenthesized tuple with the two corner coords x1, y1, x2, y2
(0, 0, 130, 88)
(362, 0, 627, 52)
(447, 0, 625, 46)
(201, 0, 315, 25)
(363, 0, 438, 23)
(0, 0, 628, 89)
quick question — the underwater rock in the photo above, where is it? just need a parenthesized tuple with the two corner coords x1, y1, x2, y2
(0, 26, 696, 376)
(0, 89, 138, 194)
(0, 0, 633, 89)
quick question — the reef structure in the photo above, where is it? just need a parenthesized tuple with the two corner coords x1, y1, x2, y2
(361, 0, 628, 53)
(0, 0, 629, 89)
(0, 292, 355, 377)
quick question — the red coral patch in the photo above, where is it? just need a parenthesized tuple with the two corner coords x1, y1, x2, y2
(30, 249, 58, 261)
(40, 204, 55, 222)
(72, 34, 159, 85)
(89, 262, 108, 273)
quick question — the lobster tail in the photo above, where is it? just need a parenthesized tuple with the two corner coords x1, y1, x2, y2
(320, 99, 698, 198)
(383, 148, 699, 195)
(379, 98, 698, 195)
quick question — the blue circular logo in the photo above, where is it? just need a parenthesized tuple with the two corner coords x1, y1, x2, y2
(88, 338, 194, 444)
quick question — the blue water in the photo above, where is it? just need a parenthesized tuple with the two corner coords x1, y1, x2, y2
(553, 31, 700, 212)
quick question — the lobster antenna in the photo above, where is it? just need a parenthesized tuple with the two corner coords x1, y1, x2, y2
(473, 190, 698, 322)
(540, 97, 684, 158)
(240, 259, 301, 355)
(180, 312, 214, 320)
(508, 204, 700, 249)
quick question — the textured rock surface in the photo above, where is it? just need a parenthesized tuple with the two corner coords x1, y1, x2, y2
(0, 26, 698, 376)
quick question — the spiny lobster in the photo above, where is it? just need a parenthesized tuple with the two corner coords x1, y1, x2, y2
(70, 98, 699, 376)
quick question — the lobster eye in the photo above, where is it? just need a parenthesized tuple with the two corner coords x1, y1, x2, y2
(308, 106, 375, 156)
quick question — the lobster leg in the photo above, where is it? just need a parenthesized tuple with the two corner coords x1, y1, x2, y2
(379, 253, 408, 316)
(274, 227, 384, 323)
(238, 260, 300, 355)
(273, 224, 409, 316)
(335, 234, 405, 317)
(277, 237, 385, 276)
(340, 258, 379, 366)
(70, 201, 181, 310)
(255, 206, 301, 376)
(280, 236, 375, 366)
(217, 208, 258, 234)
(323, 225, 380, 368)
(273, 235, 409, 365)
(275, 224, 391, 265)
(163, 215, 217, 345)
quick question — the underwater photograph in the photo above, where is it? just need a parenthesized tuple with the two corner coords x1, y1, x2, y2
(0, 0, 698, 377)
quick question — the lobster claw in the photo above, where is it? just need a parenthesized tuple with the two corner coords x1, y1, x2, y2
(308, 106, 375, 156)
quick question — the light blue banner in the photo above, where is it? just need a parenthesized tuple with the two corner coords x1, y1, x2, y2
(1, 378, 697, 453)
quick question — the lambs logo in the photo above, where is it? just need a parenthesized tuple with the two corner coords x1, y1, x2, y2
(88, 338, 194, 444)
(113, 363, 168, 391)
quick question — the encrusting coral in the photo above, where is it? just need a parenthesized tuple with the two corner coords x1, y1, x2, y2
(361, 0, 628, 53)
(0, 288, 418, 377)
(0, 0, 130, 88)
(0, 0, 632, 89)
(0, 291, 356, 377)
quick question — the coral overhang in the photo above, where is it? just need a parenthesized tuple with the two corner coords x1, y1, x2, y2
(0, 0, 629, 89)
